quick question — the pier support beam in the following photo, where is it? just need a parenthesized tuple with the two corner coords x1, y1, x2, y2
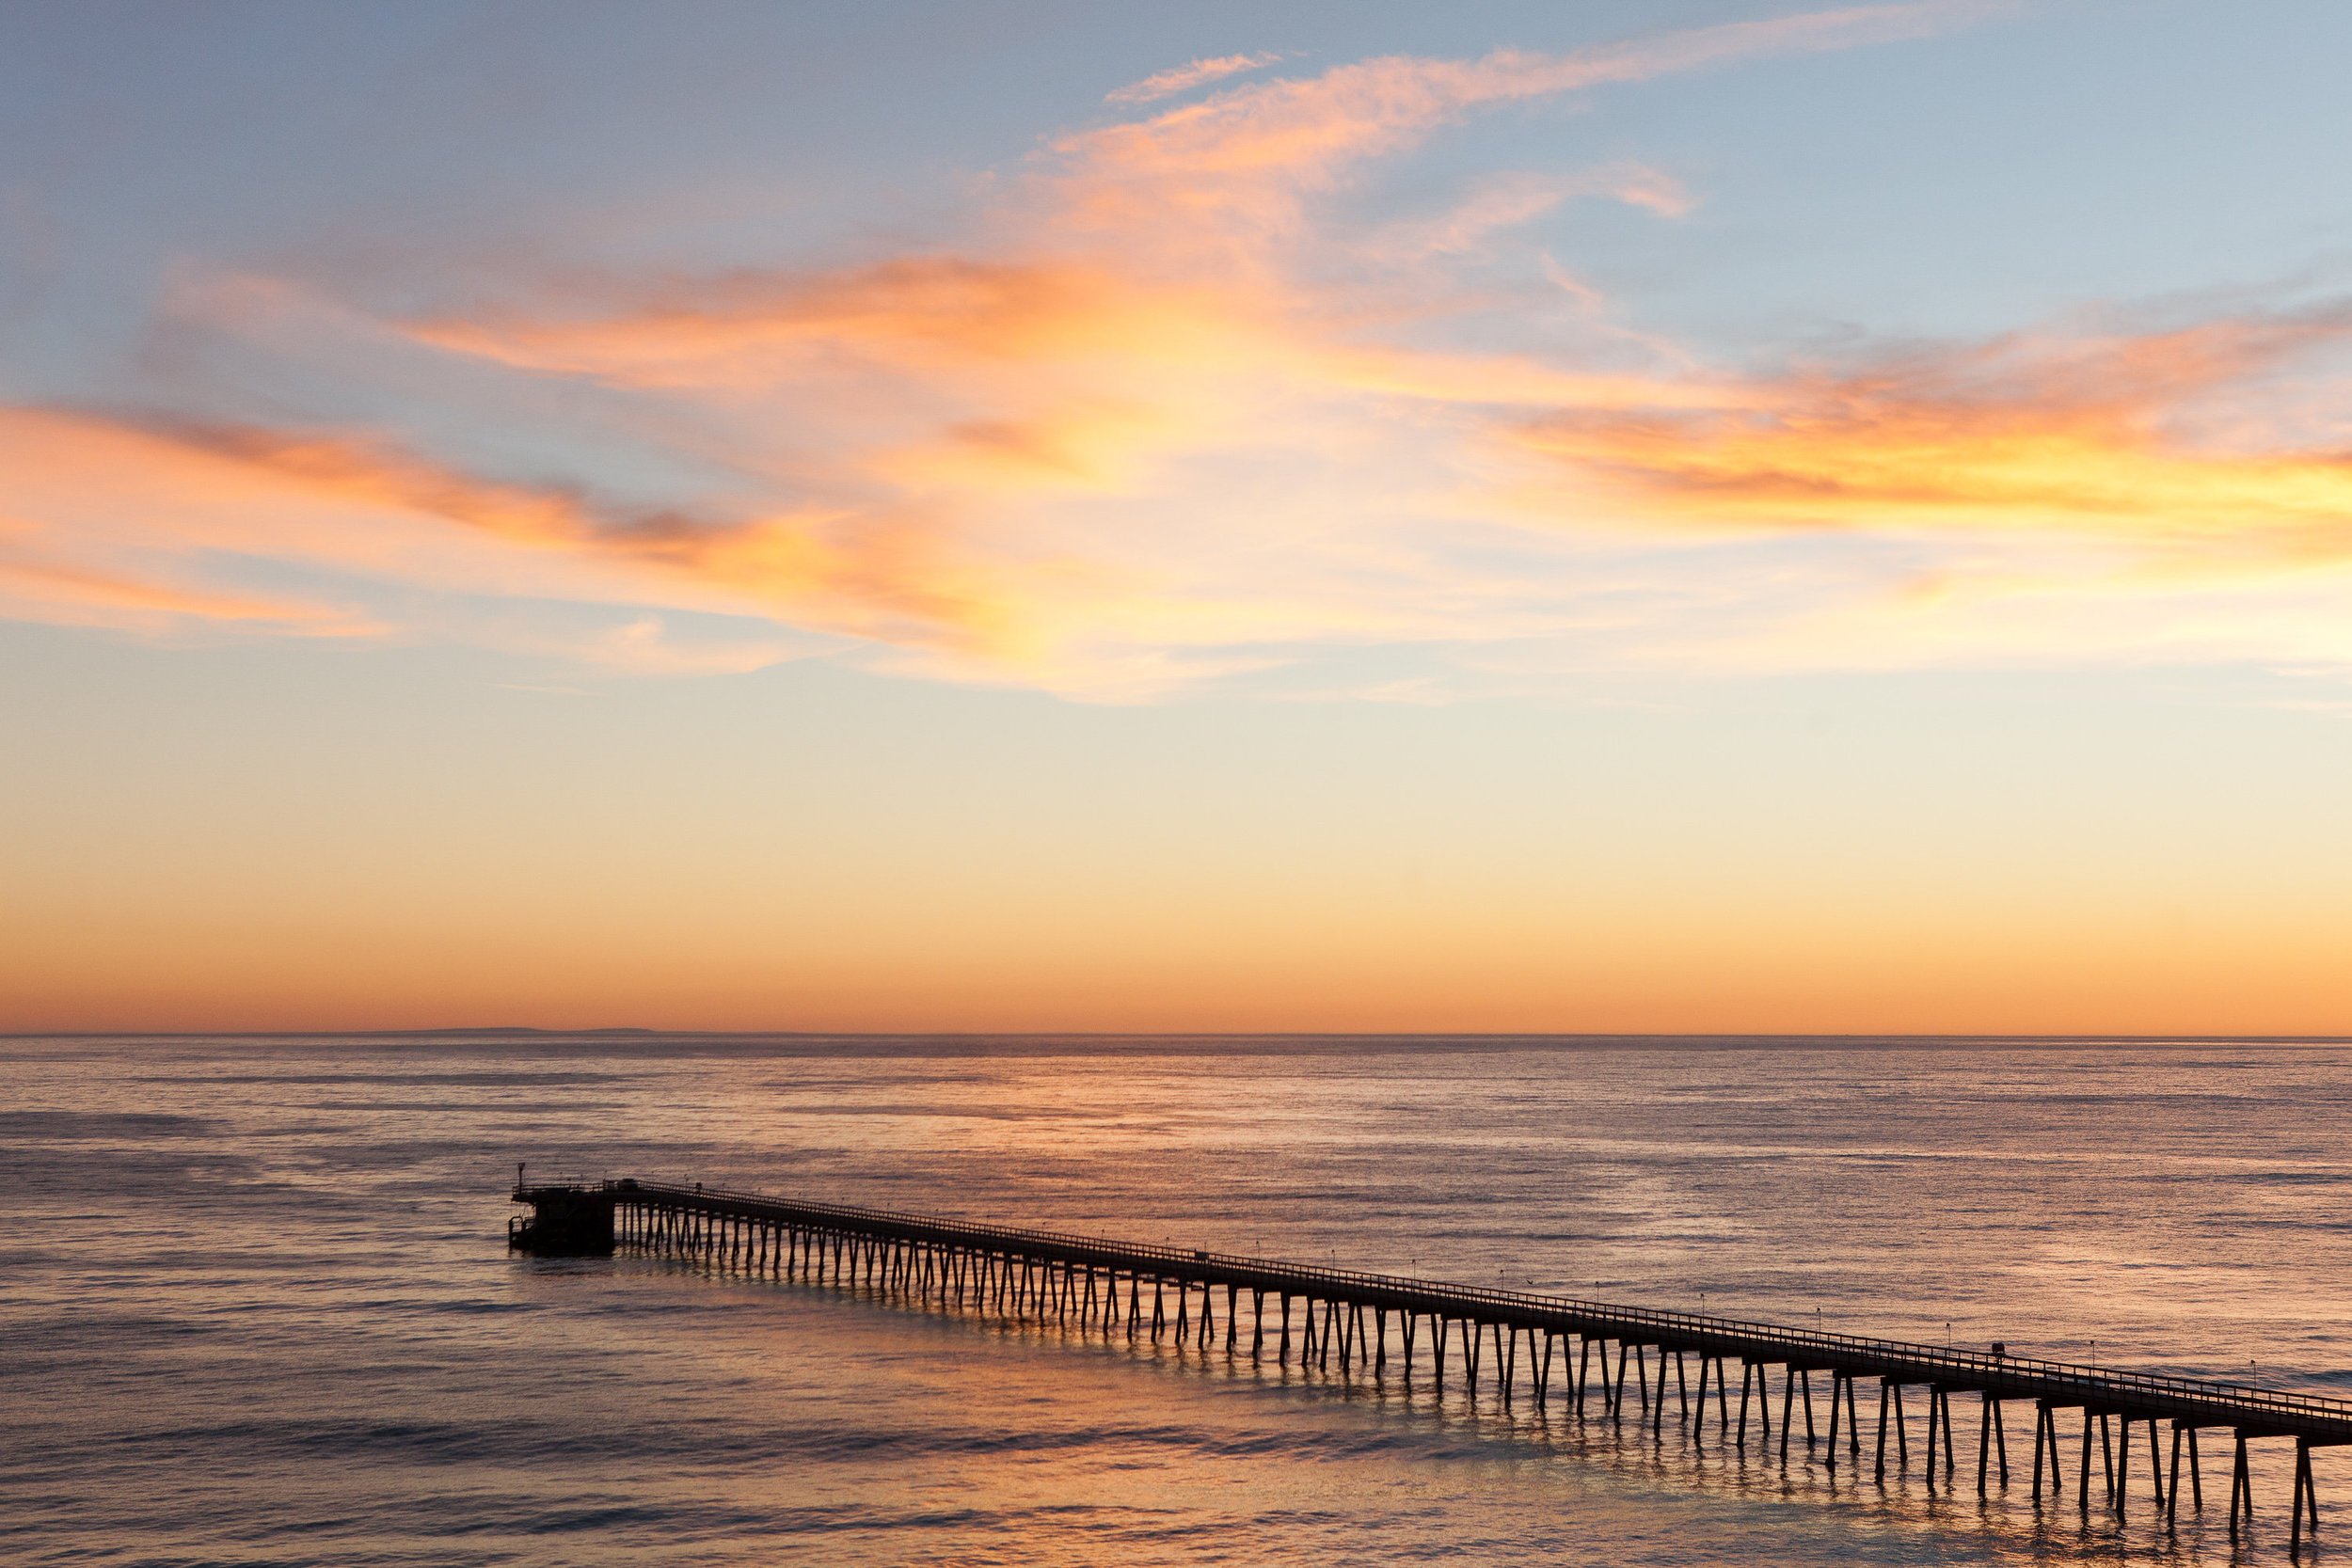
(2230, 1431, 2252, 1542)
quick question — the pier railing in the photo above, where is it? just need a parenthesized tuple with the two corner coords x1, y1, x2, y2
(533, 1177, 2352, 1434)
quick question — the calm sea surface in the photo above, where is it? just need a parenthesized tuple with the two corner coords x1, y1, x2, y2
(6, 1035, 2351, 1565)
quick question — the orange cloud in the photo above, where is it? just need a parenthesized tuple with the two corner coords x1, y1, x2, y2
(1515, 312, 2352, 558)
(408, 259, 1229, 388)
(0, 405, 1017, 665)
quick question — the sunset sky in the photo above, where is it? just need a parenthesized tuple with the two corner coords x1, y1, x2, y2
(5, 0, 2351, 1033)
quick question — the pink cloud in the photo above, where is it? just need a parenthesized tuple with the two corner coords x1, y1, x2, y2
(1106, 52, 1285, 106)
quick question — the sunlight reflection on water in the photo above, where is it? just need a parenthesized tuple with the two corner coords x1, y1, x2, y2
(3, 1036, 2347, 1564)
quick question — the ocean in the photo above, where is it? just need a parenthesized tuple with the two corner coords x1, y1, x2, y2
(6, 1034, 2348, 1564)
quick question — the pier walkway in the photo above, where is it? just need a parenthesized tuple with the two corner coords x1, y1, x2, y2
(512, 1176, 2344, 1550)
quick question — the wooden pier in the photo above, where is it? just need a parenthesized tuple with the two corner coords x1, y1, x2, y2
(513, 1176, 2345, 1551)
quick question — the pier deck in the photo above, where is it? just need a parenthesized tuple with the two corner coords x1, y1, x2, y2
(513, 1176, 2343, 1550)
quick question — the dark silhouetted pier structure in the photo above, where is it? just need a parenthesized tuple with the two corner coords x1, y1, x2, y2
(513, 1176, 2344, 1551)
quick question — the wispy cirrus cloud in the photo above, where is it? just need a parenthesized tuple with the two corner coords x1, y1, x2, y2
(22, 0, 2352, 696)
(1055, 1, 2000, 227)
(0, 548, 375, 636)
(1375, 166, 1693, 261)
(1105, 51, 1285, 106)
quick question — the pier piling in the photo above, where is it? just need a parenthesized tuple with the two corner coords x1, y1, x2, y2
(516, 1177, 2342, 1551)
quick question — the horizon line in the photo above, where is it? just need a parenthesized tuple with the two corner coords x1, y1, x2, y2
(8, 1027, 2352, 1046)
